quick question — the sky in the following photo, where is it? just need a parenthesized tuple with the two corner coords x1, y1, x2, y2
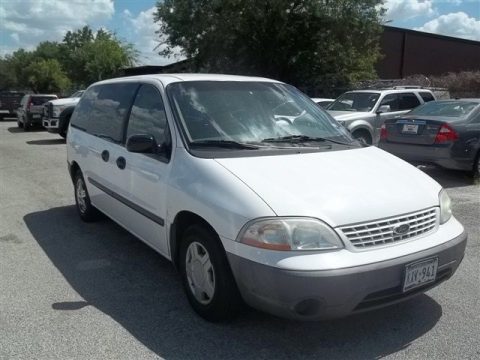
(0, 0, 479, 66)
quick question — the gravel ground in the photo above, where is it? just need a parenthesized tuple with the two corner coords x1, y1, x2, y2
(0, 120, 479, 360)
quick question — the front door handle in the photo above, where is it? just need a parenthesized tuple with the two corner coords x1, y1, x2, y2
(116, 156, 126, 170)
(101, 150, 109, 162)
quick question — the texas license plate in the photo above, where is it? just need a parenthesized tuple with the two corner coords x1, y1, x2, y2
(403, 257, 438, 292)
(402, 124, 419, 134)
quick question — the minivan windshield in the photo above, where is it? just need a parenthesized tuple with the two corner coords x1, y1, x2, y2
(167, 81, 353, 147)
(328, 92, 380, 112)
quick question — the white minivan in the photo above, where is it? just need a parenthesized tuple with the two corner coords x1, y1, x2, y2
(67, 74, 467, 321)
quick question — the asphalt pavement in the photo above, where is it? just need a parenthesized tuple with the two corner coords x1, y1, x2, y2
(0, 120, 479, 360)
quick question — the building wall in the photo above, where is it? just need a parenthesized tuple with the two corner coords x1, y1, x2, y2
(377, 26, 480, 79)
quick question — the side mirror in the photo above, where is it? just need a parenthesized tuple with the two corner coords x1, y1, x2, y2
(376, 105, 391, 114)
(126, 134, 156, 153)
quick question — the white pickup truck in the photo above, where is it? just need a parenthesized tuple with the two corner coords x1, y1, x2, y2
(43, 90, 84, 137)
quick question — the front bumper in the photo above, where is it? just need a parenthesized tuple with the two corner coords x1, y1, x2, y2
(379, 142, 473, 171)
(42, 117, 60, 132)
(227, 231, 467, 320)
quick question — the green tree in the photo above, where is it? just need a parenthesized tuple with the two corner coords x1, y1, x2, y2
(24, 59, 71, 93)
(155, 0, 384, 95)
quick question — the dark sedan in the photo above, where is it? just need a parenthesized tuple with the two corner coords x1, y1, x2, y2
(379, 99, 480, 176)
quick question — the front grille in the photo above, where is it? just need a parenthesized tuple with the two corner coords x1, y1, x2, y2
(44, 103, 53, 118)
(338, 208, 438, 250)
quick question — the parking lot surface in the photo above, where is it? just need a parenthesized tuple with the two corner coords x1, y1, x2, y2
(0, 120, 479, 360)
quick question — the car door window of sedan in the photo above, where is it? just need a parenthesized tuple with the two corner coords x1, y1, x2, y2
(126, 85, 170, 149)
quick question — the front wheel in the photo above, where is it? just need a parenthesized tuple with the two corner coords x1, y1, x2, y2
(179, 225, 242, 322)
(352, 129, 372, 145)
(473, 153, 480, 179)
(74, 171, 100, 222)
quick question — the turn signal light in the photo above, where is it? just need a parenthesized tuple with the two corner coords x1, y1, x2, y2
(434, 124, 458, 143)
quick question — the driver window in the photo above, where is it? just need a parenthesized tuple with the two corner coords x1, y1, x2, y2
(379, 94, 399, 112)
(127, 85, 169, 146)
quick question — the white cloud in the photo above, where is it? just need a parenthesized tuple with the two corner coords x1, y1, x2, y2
(0, 0, 114, 52)
(415, 12, 480, 40)
(382, 0, 435, 21)
(123, 7, 184, 66)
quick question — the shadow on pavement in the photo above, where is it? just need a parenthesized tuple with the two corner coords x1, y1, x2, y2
(27, 139, 65, 145)
(7, 126, 45, 133)
(24, 205, 443, 360)
(416, 165, 476, 189)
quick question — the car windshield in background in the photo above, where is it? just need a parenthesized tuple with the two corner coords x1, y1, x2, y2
(70, 90, 85, 98)
(167, 81, 353, 148)
(408, 101, 479, 117)
(31, 96, 57, 105)
(328, 92, 379, 112)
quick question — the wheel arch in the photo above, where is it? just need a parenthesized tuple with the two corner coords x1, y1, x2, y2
(169, 210, 223, 269)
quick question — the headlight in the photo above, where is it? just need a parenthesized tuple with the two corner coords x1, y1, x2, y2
(439, 189, 452, 224)
(237, 217, 344, 251)
(52, 106, 66, 117)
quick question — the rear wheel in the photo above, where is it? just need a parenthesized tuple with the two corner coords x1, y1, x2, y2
(17, 119, 23, 128)
(73, 170, 100, 222)
(179, 225, 242, 322)
(352, 129, 372, 145)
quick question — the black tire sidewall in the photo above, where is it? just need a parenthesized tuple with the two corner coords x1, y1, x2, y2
(179, 225, 241, 322)
(73, 171, 98, 222)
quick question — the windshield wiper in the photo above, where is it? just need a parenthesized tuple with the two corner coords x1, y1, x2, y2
(189, 140, 259, 149)
(261, 135, 352, 146)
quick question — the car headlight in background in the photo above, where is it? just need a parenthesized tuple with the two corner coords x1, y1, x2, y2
(52, 106, 67, 117)
(237, 217, 344, 251)
(439, 189, 452, 224)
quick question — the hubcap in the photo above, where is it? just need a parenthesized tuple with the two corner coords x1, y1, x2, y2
(76, 178, 87, 213)
(185, 242, 215, 305)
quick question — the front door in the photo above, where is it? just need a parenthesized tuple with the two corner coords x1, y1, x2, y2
(121, 83, 172, 257)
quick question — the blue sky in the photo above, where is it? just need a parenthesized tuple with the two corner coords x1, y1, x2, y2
(1, 0, 479, 65)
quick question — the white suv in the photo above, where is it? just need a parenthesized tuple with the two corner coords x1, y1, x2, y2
(327, 88, 436, 144)
(67, 74, 466, 321)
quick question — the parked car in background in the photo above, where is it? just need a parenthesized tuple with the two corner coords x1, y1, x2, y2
(327, 87, 436, 144)
(43, 90, 84, 137)
(17, 94, 58, 131)
(0, 91, 26, 120)
(379, 99, 480, 176)
(67, 74, 466, 322)
(311, 97, 335, 108)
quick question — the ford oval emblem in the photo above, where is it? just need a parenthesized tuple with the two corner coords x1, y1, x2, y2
(393, 224, 410, 235)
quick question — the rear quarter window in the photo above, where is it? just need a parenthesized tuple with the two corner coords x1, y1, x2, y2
(71, 83, 138, 142)
(419, 92, 435, 103)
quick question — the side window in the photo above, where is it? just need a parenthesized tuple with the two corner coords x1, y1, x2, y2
(398, 93, 421, 110)
(379, 94, 399, 112)
(419, 92, 435, 103)
(71, 83, 138, 142)
(126, 85, 169, 146)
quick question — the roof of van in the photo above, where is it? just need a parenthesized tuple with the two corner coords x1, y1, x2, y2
(95, 73, 281, 86)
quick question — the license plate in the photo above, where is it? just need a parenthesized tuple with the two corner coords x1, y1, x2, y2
(402, 124, 419, 134)
(33, 114, 41, 119)
(403, 257, 438, 292)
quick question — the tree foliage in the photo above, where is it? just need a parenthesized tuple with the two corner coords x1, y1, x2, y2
(0, 26, 137, 93)
(155, 0, 384, 94)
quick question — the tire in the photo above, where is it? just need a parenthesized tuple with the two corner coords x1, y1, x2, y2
(17, 119, 23, 128)
(179, 224, 242, 322)
(23, 117, 30, 132)
(59, 130, 66, 139)
(473, 152, 480, 179)
(73, 170, 101, 222)
(352, 129, 372, 145)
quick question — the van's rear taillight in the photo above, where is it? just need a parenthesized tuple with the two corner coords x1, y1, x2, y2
(434, 123, 458, 143)
(380, 124, 388, 140)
